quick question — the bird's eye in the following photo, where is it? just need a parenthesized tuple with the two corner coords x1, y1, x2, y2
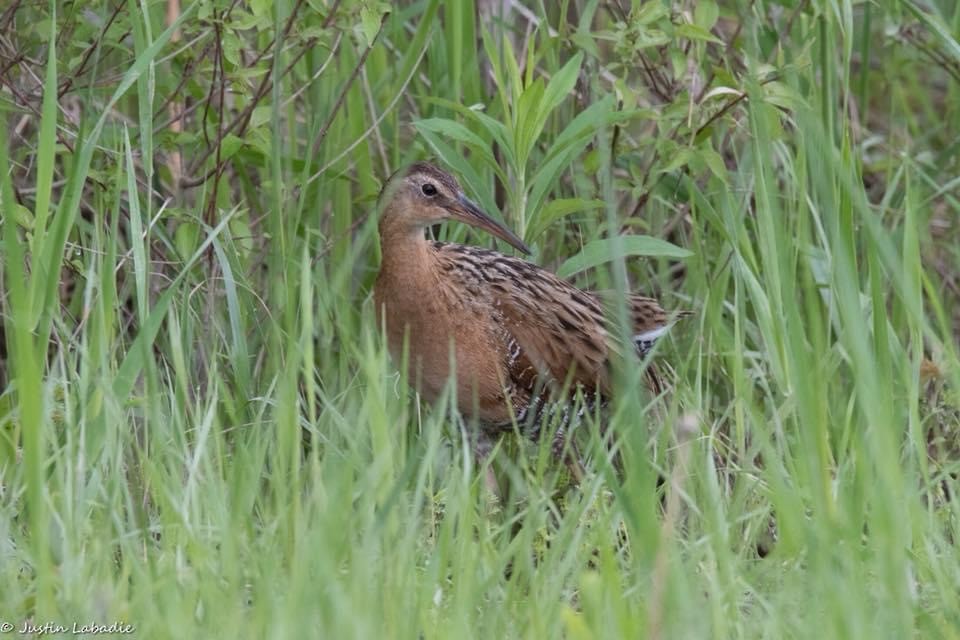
(421, 183, 438, 197)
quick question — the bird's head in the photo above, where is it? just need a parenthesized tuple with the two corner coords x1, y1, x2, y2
(378, 162, 530, 255)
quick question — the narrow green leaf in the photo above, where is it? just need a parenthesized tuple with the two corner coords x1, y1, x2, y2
(515, 78, 546, 165)
(525, 53, 583, 158)
(420, 97, 515, 170)
(123, 127, 149, 322)
(526, 198, 604, 242)
(30, 17, 58, 256)
(501, 33, 523, 107)
(541, 53, 584, 116)
(131, 0, 156, 180)
(903, 2, 960, 62)
(556, 235, 693, 279)
(526, 136, 595, 224)
(0, 102, 51, 607)
(413, 118, 500, 177)
(212, 233, 251, 393)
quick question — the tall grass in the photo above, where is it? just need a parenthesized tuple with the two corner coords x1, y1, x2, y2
(1, 0, 959, 637)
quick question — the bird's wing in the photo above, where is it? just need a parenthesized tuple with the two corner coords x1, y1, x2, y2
(434, 244, 677, 401)
(495, 281, 675, 381)
(477, 255, 614, 396)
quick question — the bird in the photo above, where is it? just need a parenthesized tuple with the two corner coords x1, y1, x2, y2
(373, 161, 684, 477)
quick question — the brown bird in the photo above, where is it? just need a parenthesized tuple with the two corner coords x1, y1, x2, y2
(374, 162, 682, 473)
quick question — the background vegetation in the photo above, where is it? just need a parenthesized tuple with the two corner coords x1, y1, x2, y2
(1, 0, 959, 637)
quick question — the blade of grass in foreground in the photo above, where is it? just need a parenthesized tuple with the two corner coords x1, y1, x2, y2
(1, 13, 62, 609)
(1, 108, 52, 612)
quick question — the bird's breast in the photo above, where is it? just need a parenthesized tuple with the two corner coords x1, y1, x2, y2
(374, 263, 512, 423)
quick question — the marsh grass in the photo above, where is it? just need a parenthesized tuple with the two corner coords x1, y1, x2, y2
(1, 0, 959, 637)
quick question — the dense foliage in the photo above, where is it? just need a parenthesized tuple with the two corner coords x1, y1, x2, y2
(1, 0, 959, 637)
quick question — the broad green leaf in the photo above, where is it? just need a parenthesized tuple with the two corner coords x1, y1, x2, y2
(675, 23, 723, 45)
(631, 30, 671, 49)
(763, 81, 808, 111)
(537, 52, 583, 125)
(250, 106, 273, 130)
(230, 9, 271, 30)
(694, 0, 719, 30)
(571, 31, 600, 58)
(661, 148, 694, 174)
(360, 4, 386, 47)
(634, 2, 668, 24)
(220, 134, 245, 161)
(12, 203, 34, 230)
(557, 235, 693, 279)
(250, 0, 271, 18)
(700, 146, 729, 183)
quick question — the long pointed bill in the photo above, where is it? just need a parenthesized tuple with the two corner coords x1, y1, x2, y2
(452, 193, 532, 255)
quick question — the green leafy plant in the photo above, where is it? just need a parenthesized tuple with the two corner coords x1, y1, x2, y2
(0, 0, 958, 637)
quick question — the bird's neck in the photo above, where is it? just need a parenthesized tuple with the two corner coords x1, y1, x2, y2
(377, 218, 437, 286)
